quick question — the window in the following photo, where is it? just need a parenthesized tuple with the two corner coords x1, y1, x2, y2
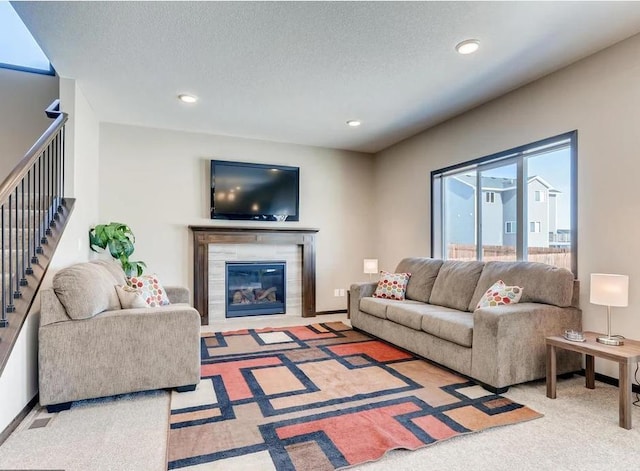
(431, 131, 577, 274)
(0, 2, 54, 75)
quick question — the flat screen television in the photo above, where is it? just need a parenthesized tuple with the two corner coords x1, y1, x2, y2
(210, 160, 300, 221)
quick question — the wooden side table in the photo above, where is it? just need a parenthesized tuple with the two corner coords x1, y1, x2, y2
(546, 332, 640, 429)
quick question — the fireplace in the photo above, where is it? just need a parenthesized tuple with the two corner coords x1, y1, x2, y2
(225, 261, 286, 317)
(190, 226, 318, 324)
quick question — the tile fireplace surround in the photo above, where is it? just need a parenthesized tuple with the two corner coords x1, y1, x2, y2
(213, 248, 297, 321)
(189, 226, 318, 325)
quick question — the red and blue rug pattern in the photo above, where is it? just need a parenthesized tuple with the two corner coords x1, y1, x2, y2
(167, 322, 541, 470)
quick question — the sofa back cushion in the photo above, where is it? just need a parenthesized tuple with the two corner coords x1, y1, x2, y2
(53, 262, 121, 320)
(90, 259, 127, 285)
(429, 260, 485, 311)
(469, 261, 574, 310)
(395, 258, 443, 303)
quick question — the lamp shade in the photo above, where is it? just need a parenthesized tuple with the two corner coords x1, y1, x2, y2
(590, 273, 629, 307)
(363, 259, 379, 275)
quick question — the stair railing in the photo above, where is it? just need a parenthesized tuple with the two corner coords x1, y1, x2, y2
(0, 100, 75, 376)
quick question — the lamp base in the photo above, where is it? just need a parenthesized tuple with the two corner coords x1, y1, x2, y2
(596, 335, 624, 346)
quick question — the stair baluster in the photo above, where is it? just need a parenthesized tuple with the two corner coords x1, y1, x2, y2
(26, 169, 33, 276)
(0, 208, 6, 328)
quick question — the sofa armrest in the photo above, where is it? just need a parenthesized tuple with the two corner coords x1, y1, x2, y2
(349, 282, 377, 317)
(40, 289, 70, 327)
(350, 281, 377, 298)
(472, 303, 582, 389)
(165, 286, 190, 304)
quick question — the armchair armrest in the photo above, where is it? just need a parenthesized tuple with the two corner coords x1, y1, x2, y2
(471, 303, 582, 389)
(165, 286, 190, 304)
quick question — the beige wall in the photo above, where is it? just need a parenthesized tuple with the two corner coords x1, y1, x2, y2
(98, 123, 375, 312)
(0, 79, 99, 433)
(0, 68, 59, 180)
(374, 33, 640, 378)
(55, 78, 101, 264)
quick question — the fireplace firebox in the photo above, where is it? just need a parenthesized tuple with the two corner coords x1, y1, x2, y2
(225, 261, 286, 317)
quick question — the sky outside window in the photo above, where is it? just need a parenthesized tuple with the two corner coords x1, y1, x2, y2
(0, 1, 52, 74)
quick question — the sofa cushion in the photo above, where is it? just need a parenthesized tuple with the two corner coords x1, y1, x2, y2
(386, 303, 428, 330)
(429, 260, 485, 311)
(385, 303, 474, 347)
(421, 309, 474, 348)
(469, 261, 574, 310)
(360, 297, 422, 319)
(53, 263, 121, 320)
(372, 271, 411, 300)
(395, 258, 443, 303)
(90, 259, 127, 285)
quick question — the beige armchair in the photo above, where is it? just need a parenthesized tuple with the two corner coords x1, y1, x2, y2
(38, 260, 201, 412)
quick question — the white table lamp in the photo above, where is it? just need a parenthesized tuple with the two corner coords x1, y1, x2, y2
(590, 273, 629, 346)
(363, 259, 379, 281)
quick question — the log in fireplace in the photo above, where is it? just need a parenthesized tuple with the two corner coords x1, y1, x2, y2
(226, 261, 286, 317)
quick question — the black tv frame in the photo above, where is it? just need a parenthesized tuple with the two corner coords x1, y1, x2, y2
(210, 160, 300, 221)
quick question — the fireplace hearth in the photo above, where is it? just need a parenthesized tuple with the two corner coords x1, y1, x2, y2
(226, 261, 286, 317)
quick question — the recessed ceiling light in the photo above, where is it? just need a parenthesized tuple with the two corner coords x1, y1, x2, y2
(178, 94, 198, 103)
(346, 120, 361, 127)
(455, 39, 480, 55)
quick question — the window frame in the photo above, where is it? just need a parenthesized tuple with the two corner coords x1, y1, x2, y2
(505, 221, 516, 234)
(485, 191, 495, 203)
(430, 130, 578, 276)
(0, 61, 55, 76)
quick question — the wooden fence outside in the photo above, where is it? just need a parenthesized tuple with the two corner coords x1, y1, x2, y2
(447, 244, 572, 271)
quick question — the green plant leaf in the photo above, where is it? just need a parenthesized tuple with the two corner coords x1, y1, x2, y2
(88, 222, 145, 276)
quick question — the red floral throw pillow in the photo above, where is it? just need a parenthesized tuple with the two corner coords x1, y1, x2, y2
(372, 271, 412, 300)
(127, 274, 170, 307)
(475, 280, 523, 310)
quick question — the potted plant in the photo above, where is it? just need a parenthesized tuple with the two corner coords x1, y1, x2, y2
(89, 222, 146, 276)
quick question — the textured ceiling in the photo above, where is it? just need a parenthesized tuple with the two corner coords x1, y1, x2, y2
(12, 1, 640, 153)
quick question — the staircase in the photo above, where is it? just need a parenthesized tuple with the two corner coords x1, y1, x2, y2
(0, 100, 75, 376)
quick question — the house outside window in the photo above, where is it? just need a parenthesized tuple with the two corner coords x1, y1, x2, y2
(431, 131, 577, 274)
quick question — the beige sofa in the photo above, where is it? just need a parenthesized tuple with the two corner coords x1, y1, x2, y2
(39, 260, 201, 412)
(350, 258, 582, 392)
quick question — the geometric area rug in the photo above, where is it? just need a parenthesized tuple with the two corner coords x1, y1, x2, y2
(167, 322, 541, 470)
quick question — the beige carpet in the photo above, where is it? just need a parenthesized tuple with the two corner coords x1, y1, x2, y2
(0, 390, 169, 471)
(0, 313, 639, 470)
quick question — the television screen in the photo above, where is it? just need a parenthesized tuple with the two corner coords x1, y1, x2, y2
(210, 160, 300, 221)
